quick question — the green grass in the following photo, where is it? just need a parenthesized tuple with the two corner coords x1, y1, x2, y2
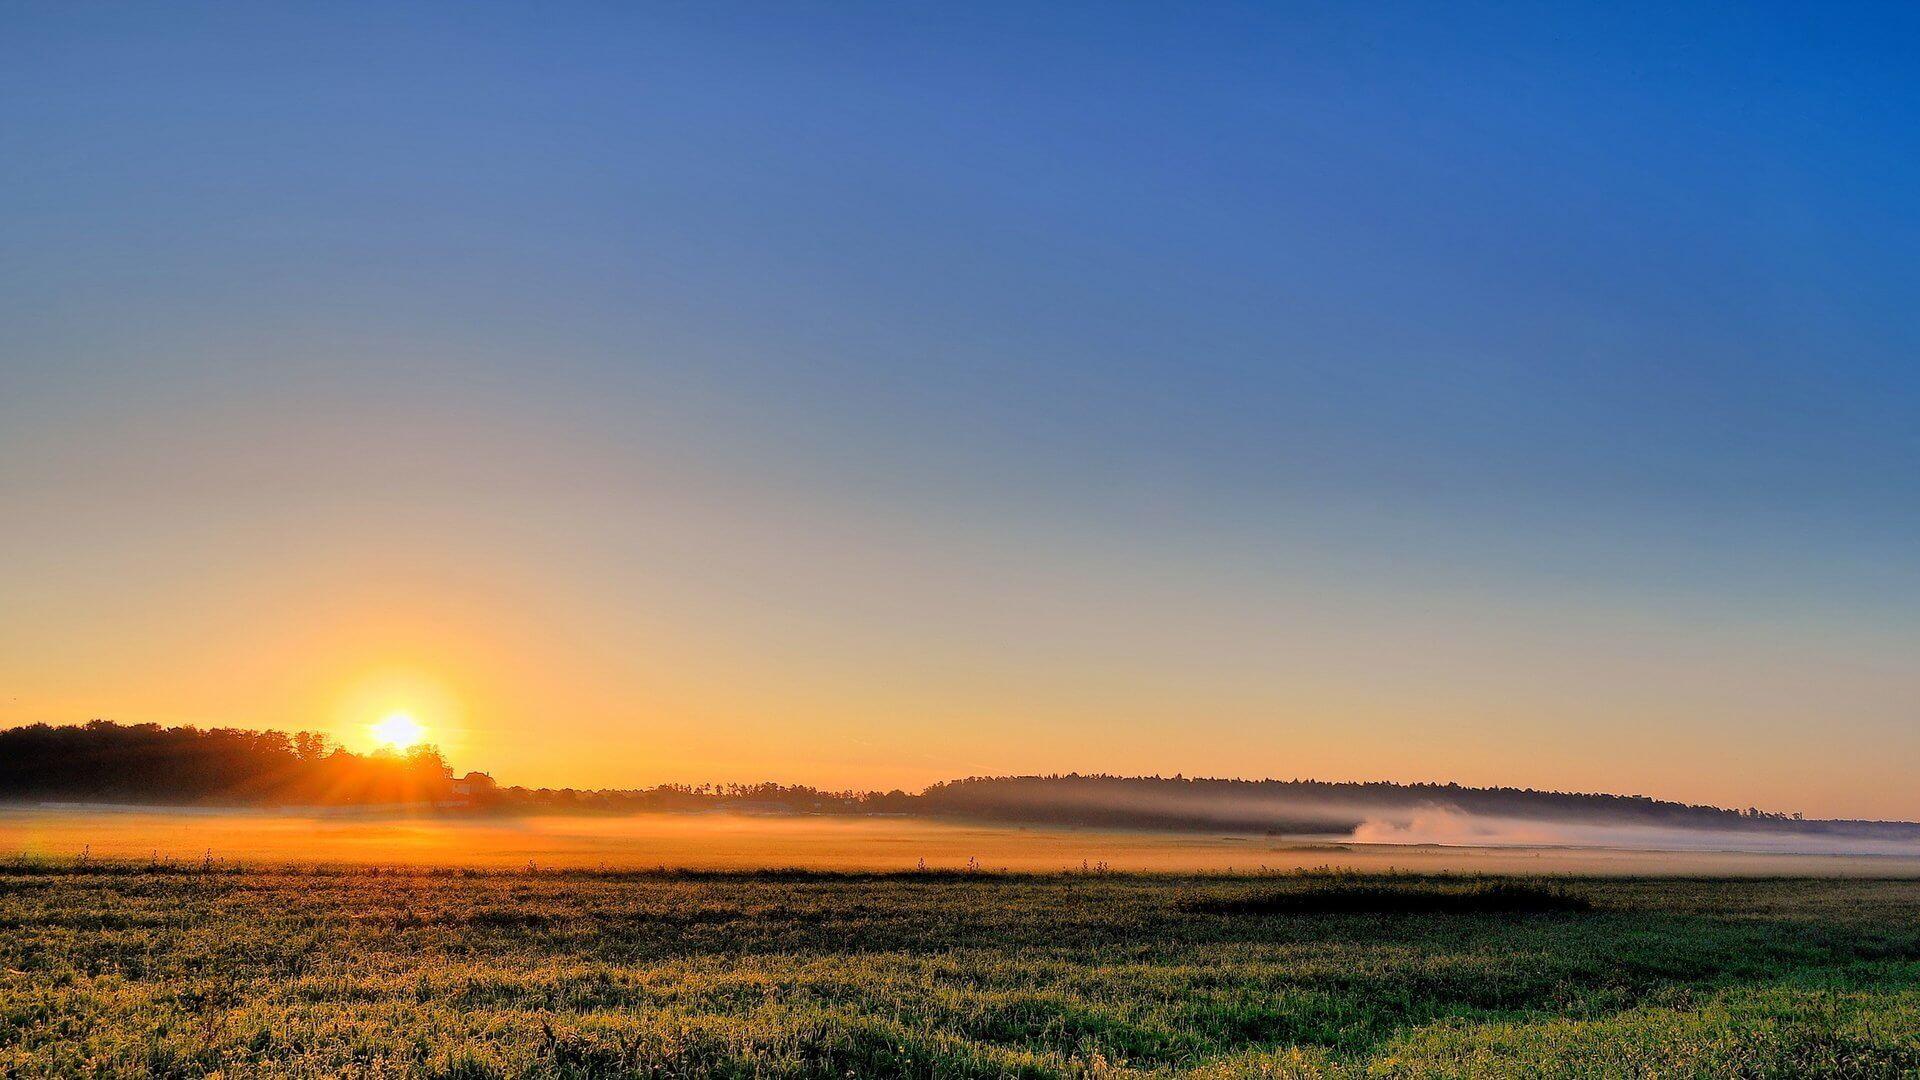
(3, 863, 1919, 1076)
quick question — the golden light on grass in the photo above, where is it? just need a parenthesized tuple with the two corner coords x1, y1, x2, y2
(369, 711, 428, 750)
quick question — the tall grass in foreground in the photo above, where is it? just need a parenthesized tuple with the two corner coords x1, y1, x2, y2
(2, 864, 1919, 1076)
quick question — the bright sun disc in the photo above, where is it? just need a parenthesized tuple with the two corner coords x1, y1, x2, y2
(370, 712, 427, 749)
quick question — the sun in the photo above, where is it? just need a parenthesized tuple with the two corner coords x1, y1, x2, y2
(369, 712, 428, 749)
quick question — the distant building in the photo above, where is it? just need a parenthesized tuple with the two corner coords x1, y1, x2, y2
(444, 771, 498, 808)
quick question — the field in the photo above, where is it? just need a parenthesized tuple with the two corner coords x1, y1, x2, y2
(5, 865, 1920, 1077)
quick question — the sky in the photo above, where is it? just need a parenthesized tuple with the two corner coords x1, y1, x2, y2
(3, 3, 1917, 818)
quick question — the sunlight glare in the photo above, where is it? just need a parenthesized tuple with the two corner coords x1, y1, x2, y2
(370, 712, 427, 749)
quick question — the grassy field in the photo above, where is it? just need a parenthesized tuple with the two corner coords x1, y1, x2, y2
(4, 865, 1920, 1077)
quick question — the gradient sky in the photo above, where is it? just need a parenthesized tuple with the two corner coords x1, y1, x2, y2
(4, 3, 1918, 817)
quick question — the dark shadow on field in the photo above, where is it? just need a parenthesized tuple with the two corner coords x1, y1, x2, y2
(1179, 878, 1594, 915)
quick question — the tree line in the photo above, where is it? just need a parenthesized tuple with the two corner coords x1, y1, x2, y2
(4, 721, 1912, 839)
(0, 721, 459, 807)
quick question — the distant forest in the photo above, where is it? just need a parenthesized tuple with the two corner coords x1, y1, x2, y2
(4, 720, 1916, 840)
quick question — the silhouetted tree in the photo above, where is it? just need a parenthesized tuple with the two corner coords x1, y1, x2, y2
(0, 721, 454, 807)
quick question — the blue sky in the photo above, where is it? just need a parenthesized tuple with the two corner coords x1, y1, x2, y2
(3, 3, 1917, 813)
